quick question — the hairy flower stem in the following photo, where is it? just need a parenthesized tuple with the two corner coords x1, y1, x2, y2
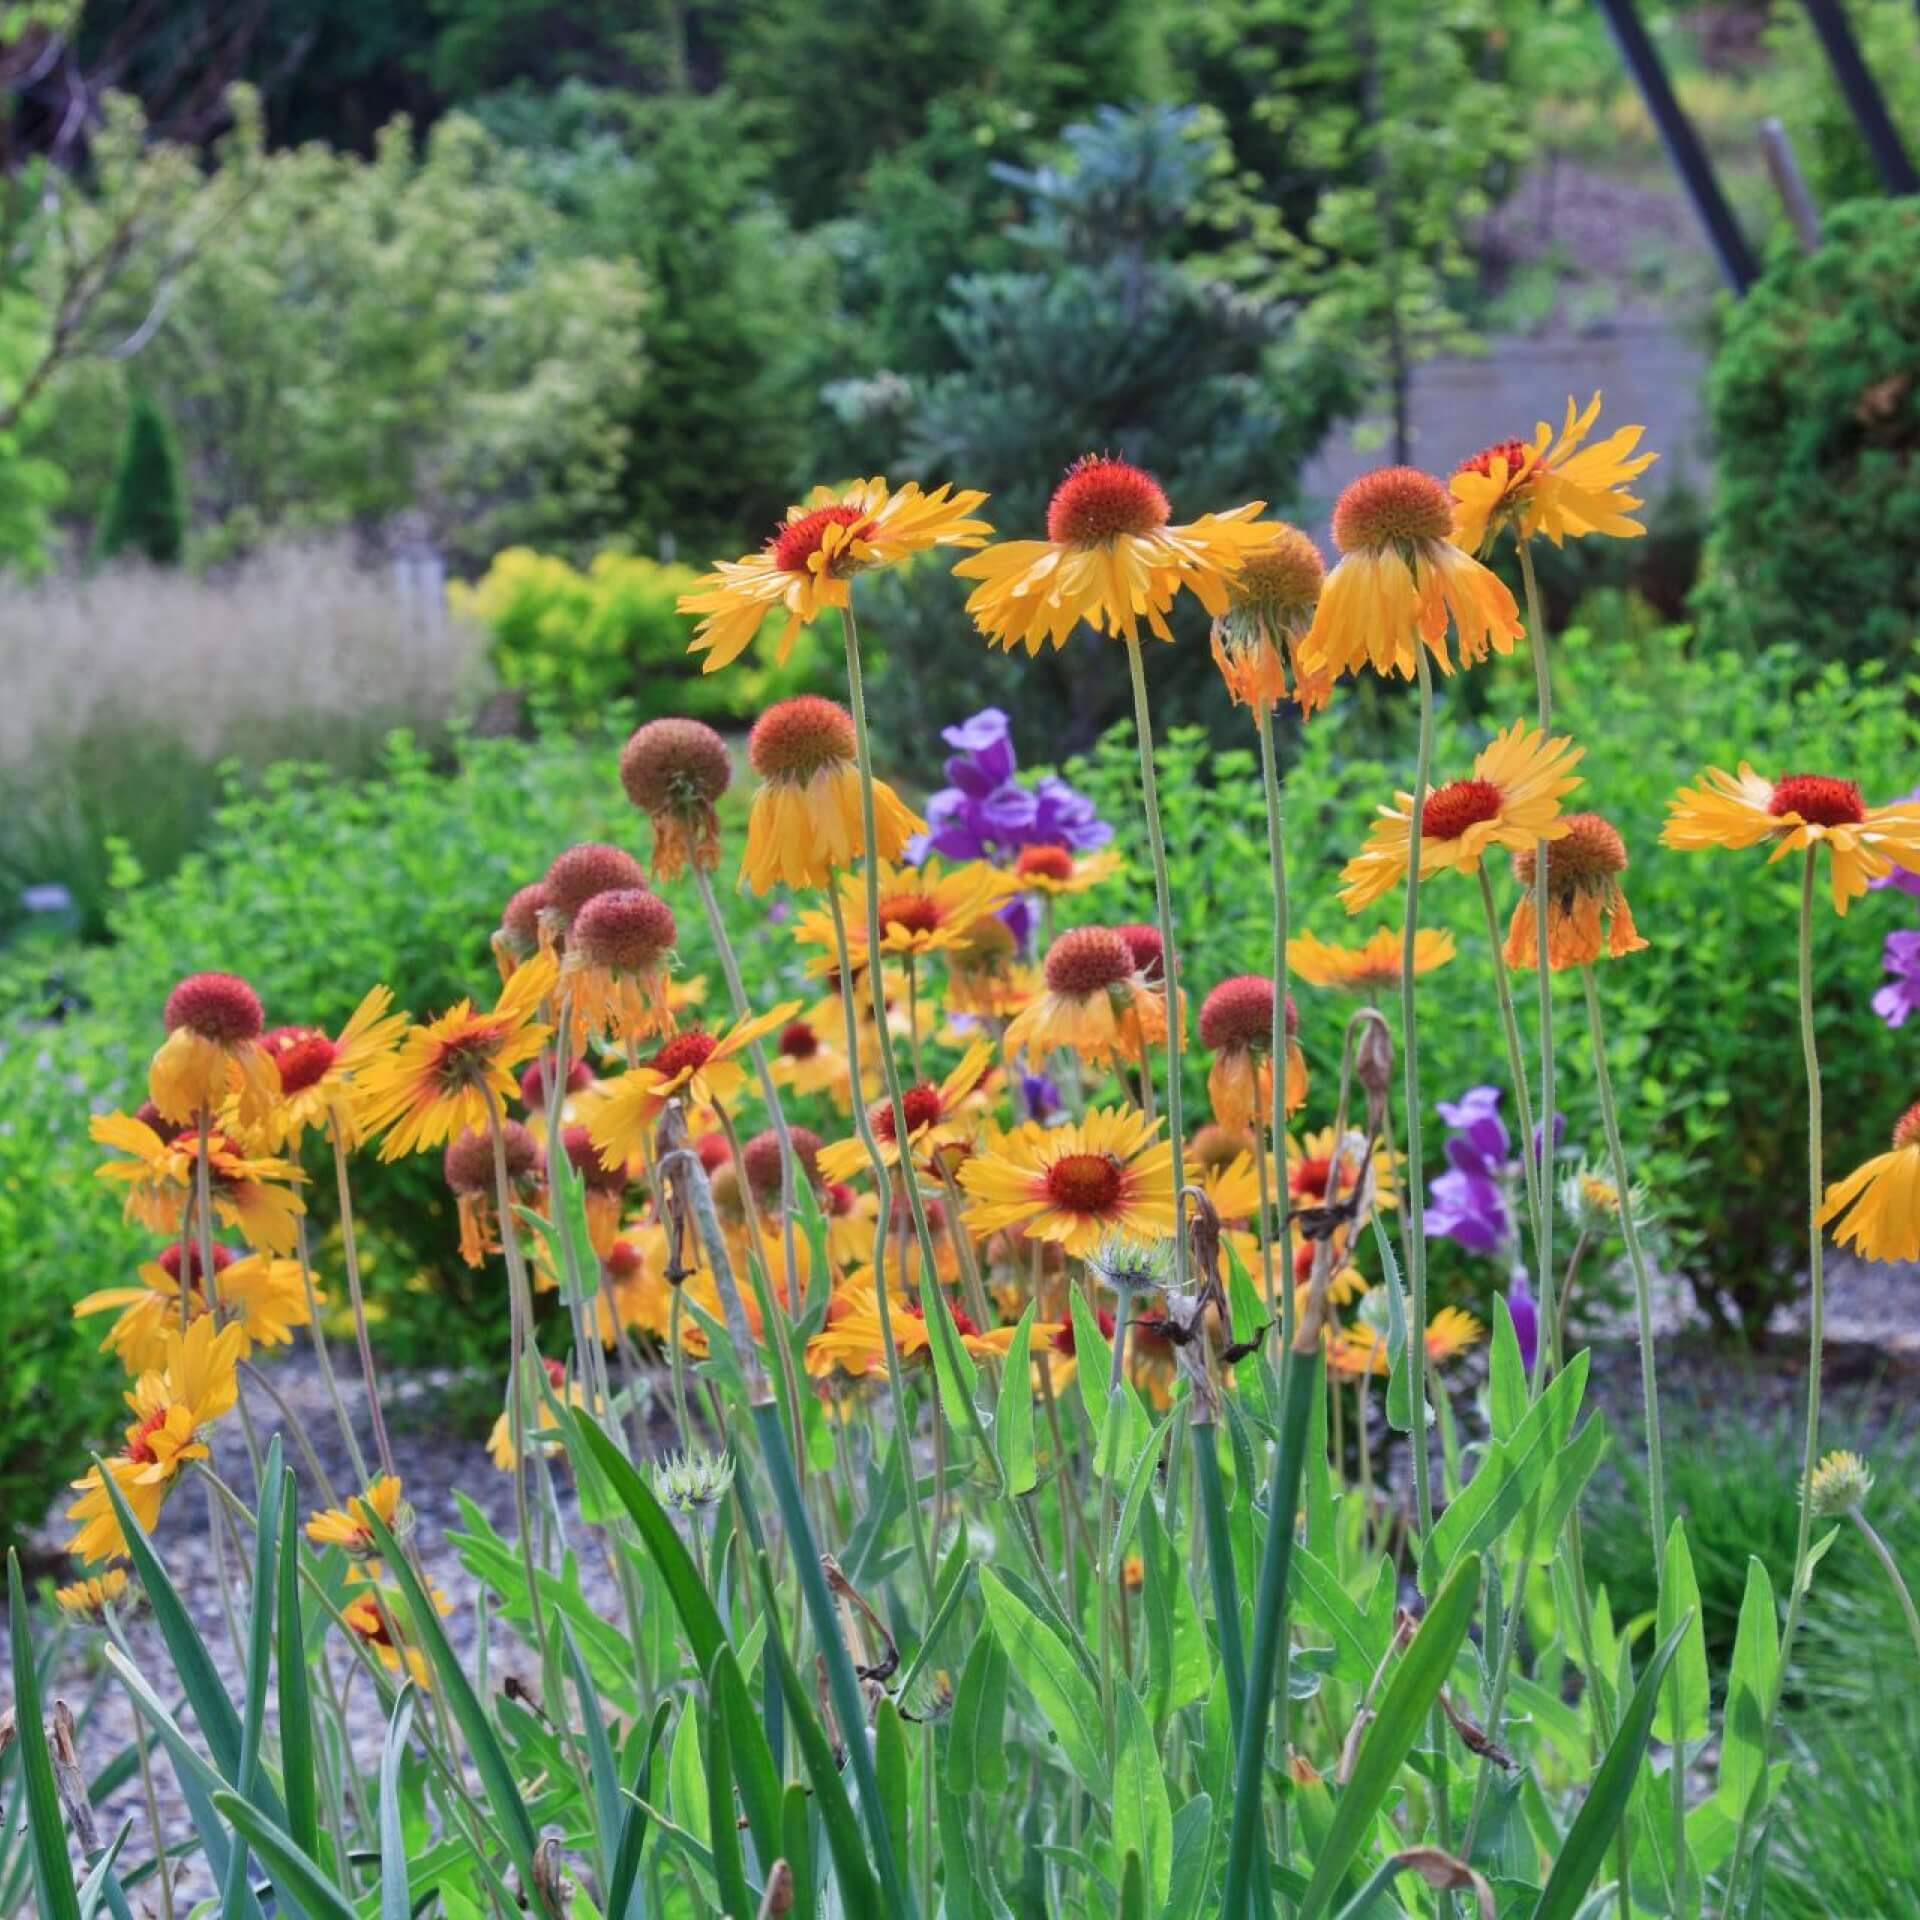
(1122, 633, 1191, 1302)
(825, 874, 936, 1603)
(1258, 704, 1297, 1344)
(293, 1215, 373, 1489)
(330, 1121, 397, 1481)
(1402, 647, 1438, 1551)
(1517, 538, 1557, 1375)
(693, 860, 806, 1315)
(1474, 865, 1550, 1359)
(1850, 1508, 1920, 1664)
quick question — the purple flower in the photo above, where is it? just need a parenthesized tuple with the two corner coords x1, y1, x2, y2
(1874, 928, 1920, 1027)
(1428, 1164, 1509, 1253)
(913, 708, 1113, 873)
(1507, 1272, 1539, 1374)
(1019, 1071, 1061, 1122)
(998, 896, 1039, 953)
(1436, 1086, 1510, 1170)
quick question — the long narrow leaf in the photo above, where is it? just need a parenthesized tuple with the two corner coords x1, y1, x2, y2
(1296, 1550, 1485, 1920)
(1530, 1615, 1694, 1920)
(276, 1475, 318, 1861)
(211, 1793, 359, 1920)
(378, 1686, 417, 1920)
(8, 1552, 84, 1920)
(605, 1700, 670, 1920)
(220, 1437, 283, 1915)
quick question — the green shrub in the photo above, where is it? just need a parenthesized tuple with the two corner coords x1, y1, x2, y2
(451, 546, 834, 723)
(95, 385, 184, 566)
(1064, 613, 1920, 1333)
(1696, 197, 1920, 667)
(0, 719, 810, 1545)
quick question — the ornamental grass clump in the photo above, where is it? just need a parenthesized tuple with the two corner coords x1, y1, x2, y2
(15, 404, 1920, 1920)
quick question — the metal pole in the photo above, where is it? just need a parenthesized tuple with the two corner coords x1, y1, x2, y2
(1799, 0, 1920, 195)
(1593, 0, 1759, 293)
(1760, 117, 1824, 250)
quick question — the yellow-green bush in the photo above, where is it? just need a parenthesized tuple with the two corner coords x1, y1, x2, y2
(454, 546, 831, 722)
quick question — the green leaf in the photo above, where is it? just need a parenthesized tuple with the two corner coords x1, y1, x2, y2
(1296, 1550, 1483, 1920)
(1110, 1682, 1172, 1910)
(276, 1476, 318, 1862)
(211, 1794, 359, 1920)
(1653, 1519, 1709, 1744)
(1290, 1545, 1387, 1687)
(363, 1508, 542, 1903)
(1715, 1558, 1778, 1821)
(1162, 1793, 1216, 1920)
(1070, 1285, 1116, 1434)
(1108, 1410, 1173, 1583)
(996, 1298, 1039, 1495)
(875, 1697, 913, 1902)
(919, 1271, 1001, 1491)
(1488, 1294, 1527, 1443)
(947, 1626, 1010, 1797)
(605, 1701, 669, 1920)
(979, 1565, 1107, 1794)
(220, 1436, 283, 1914)
(704, 1669, 755, 1920)
(563, 1620, 625, 1897)
(1371, 1213, 1416, 1433)
(1529, 1614, 1694, 1920)
(1119, 1848, 1149, 1920)
(378, 1687, 417, 1920)
(710, 1642, 783, 1876)
(9, 1552, 83, 1920)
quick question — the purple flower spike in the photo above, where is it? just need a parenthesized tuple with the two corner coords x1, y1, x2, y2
(1428, 1165, 1509, 1253)
(1874, 928, 1920, 1028)
(1437, 1086, 1510, 1170)
(913, 708, 1113, 872)
(1507, 1272, 1539, 1374)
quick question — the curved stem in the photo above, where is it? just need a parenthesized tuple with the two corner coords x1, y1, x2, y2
(1403, 647, 1438, 1551)
(1121, 633, 1190, 1300)
(1851, 1510, 1920, 1665)
(330, 1120, 397, 1481)
(1517, 539, 1557, 1381)
(1258, 705, 1297, 1348)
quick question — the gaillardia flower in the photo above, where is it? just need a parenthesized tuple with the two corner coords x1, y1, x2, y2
(356, 952, 558, 1161)
(1209, 523, 1331, 715)
(681, 477, 992, 673)
(1339, 722, 1584, 912)
(561, 887, 679, 1047)
(149, 971, 279, 1131)
(1002, 925, 1164, 1068)
(1661, 769, 1920, 913)
(741, 695, 924, 894)
(620, 717, 732, 880)
(1008, 842, 1125, 897)
(1287, 925, 1457, 994)
(256, 985, 409, 1151)
(443, 1120, 541, 1267)
(792, 859, 1020, 968)
(1301, 466, 1523, 682)
(1449, 393, 1657, 556)
(958, 1105, 1176, 1257)
(1817, 1099, 1920, 1262)
(1198, 975, 1308, 1131)
(76, 1241, 314, 1373)
(307, 1475, 409, 1559)
(55, 1569, 129, 1619)
(66, 1316, 245, 1564)
(1503, 811, 1648, 970)
(817, 1039, 995, 1184)
(953, 454, 1274, 653)
(91, 1112, 307, 1255)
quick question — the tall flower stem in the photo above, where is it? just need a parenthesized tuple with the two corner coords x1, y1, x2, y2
(692, 861, 806, 1316)
(1474, 865, 1550, 1361)
(1850, 1508, 1920, 1664)
(1516, 538, 1557, 1373)
(1258, 704, 1297, 1346)
(1121, 633, 1191, 1302)
(329, 1121, 397, 1481)
(1402, 646, 1439, 1549)
(293, 1214, 373, 1489)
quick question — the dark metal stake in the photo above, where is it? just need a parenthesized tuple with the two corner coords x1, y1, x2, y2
(1799, 0, 1920, 195)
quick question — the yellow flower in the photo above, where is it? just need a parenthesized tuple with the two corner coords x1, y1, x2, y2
(67, 1318, 244, 1564)
(1287, 926, 1457, 995)
(1300, 466, 1523, 682)
(768, 1011, 855, 1109)
(341, 1566, 450, 1688)
(585, 1002, 802, 1170)
(1503, 811, 1647, 971)
(559, 887, 680, 1048)
(1661, 768, 1920, 914)
(254, 986, 409, 1152)
(958, 1105, 1176, 1258)
(1006, 842, 1125, 897)
(945, 915, 1043, 1021)
(792, 859, 1020, 967)
(487, 1357, 590, 1471)
(816, 1039, 995, 1185)
(1339, 722, 1584, 913)
(1817, 1100, 1920, 1263)
(55, 1569, 130, 1619)
(1002, 925, 1164, 1069)
(1329, 1306, 1481, 1377)
(147, 972, 279, 1132)
(76, 1245, 315, 1374)
(681, 477, 992, 673)
(1209, 524, 1333, 715)
(307, 1475, 406, 1558)
(90, 1112, 307, 1255)
(1199, 975, 1308, 1131)
(953, 454, 1276, 653)
(1287, 1126, 1399, 1219)
(741, 695, 924, 894)
(1449, 394, 1657, 556)
(355, 952, 558, 1161)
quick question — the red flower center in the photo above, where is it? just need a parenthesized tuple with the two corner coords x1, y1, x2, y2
(1044, 926, 1135, 997)
(877, 892, 943, 937)
(267, 1028, 338, 1095)
(780, 1020, 820, 1060)
(1115, 923, 1164, 982)
(768, 504, 874, 576)
(157, 1241, 235, 1281)
(1331, 466, 1454, 552)
(874, 1084, 945, 1141)
(1044, 1151, 1125, 1215)
(1015, 844, 1076, 882)
(1455, 438, 1530, 484)
(1046, 456, 1171, 545)
(1769, 774, 1865, 827)
(164, 972, 264, 1045)
(1199, 975, 1275, 1052)
(543, 1357, 568, 1390)
(1514, 810, 1629, 890)
(948, 1302, 981, 1339)
(1892, 1098, 1920, 1150)
(429, 1018, 511, 1090)
(1291, 1156, 1331, 1201)
(827, 1180, 856, 1217)
(749, 696, 857, 779)
(1422, 777, 1504, 841)
(125, 1407, 170, 1467)
(651, 1030, 717, 1078)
